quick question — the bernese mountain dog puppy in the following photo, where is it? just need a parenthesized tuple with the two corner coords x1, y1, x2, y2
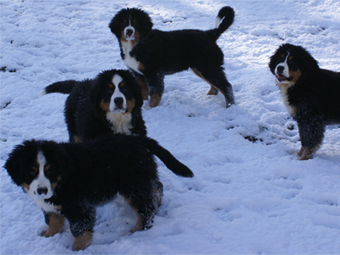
(269, 43, 340, 160)
(39, 69, 146, 142)
(109, 7, 236, 108)
(39, 69, 192, 175)
(4, 134, 193, 250)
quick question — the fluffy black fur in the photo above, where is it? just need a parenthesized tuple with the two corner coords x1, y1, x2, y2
(109, 7, 235, 108)
(40, 69, 146, 142)
(4, 134, 194, 250)
(269, 43, 340, 160)
(39, 69, 194, 176)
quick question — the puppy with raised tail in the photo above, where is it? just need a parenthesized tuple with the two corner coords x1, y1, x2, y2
(109, 7, 236, 108)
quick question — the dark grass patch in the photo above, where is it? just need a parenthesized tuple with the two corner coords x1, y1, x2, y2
(244, 136, 263, 143)
(286, 123, 295, 131)
(0, 66, 17, 73)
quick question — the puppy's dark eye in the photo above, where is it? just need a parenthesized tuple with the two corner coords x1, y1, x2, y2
(30, 167, 38, 176)
(102, 90, 113, 103)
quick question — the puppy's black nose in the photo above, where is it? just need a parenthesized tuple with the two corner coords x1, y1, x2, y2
(277, 66, 284, 74)
(114, 97, 124, 107)
(37, 187, 48, 195)
(126, 29, 133, 37)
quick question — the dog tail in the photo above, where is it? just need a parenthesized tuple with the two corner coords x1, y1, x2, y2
(143, 137, 194, 178)
(38, 80, 77, 97)
(211, 6, 235, 40)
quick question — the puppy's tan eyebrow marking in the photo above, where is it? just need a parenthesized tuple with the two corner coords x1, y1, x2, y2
(45, 165, 50, 172)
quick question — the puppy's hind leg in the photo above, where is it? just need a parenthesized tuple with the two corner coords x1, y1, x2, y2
(123, 187, 160, 233)
(64, 98, 79, 143)
(191, 66, 235, 107)
(153, 180, 164, 208)
(191, 67, 219, 95)
(144, 73, 165, 107)
(134, 73, 149, 100)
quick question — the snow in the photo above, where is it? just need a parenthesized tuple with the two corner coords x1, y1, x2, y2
(1, 0, 340, 254)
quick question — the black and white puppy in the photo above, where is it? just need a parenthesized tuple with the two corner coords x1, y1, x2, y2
(269, 43, 340, 160)
(39, 69, 146, 142)
(109, 7, 235, 108)
(4, 134, 194, 250)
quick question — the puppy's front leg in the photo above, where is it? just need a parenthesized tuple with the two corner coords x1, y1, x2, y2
(296, 106, 324, 160)
(72, 231, 93, 251)
(41, 212, 65, 237)
(67, 206, 95, 251)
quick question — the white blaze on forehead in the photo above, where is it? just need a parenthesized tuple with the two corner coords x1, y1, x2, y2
(112, 74, 123, 87)
(37, 151, 46, 167)
(109, 74, 127, 112)
(26, 151, 54, 202)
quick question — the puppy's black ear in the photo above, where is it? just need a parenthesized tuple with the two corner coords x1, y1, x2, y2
(89, 79, 100, 106)
(268, 53, 278, 74)
(269, 44, 285, 74)
(139, 10, 153, 37)
(297, 46, 319, 75)
(4, 141, 36, 186)
(40, 141, 70, 178)
(129, 74, 144, 108)
(109, 10, 124, 39)
(89, 78, 105, 117)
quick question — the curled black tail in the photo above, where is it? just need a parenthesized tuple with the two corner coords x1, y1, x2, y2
(38, 80, 77, 97)
(143, 137, 194, 177)
(210, 6, 235, 41)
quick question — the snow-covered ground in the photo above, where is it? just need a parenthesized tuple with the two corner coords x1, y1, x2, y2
(1, 0, 340, 254)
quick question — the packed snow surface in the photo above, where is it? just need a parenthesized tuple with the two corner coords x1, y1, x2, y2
(1, 0, 340, 254)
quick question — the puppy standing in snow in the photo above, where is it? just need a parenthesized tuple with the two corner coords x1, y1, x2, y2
(269, 43, 340, 160)
(5, 135, 193, 250)
(109, 7, 236, 108)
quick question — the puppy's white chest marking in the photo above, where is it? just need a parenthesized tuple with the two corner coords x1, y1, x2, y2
(34, 199, 59, 213)
(106, 112, 133, 135)
(121, 41, 142, 75)
(277, 81, 295, 116)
